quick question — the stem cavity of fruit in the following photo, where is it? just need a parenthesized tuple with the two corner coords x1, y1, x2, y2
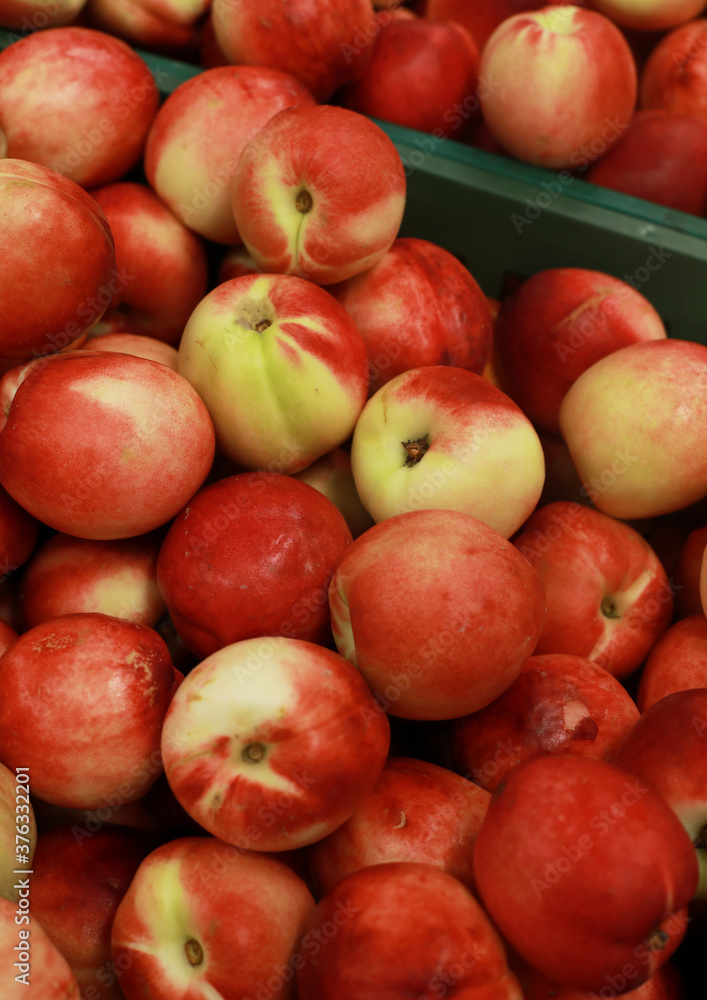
(644, 928, 670, 952)
(600, 596, 620, 620)
(242, 741, 267, 764)
(185, 939, 203, 966)
(296, 189, 313, 213)
(236, 295, 276, 333)
(402, 435, 429, 467)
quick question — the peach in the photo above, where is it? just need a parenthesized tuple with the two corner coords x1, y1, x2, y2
(479, 6, 637, 169)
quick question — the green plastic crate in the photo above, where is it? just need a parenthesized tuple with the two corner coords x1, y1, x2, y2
(3, 27, 707, 342)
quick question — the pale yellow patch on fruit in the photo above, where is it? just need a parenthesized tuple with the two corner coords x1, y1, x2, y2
(330, 577, 356, 668)
(126, 212, 167, 249)
(351, 393, 545, 539)
(153, 128, 238, 243)
(258, 160, 310, 273)
(68, 374, 170, 443)
(300, 190, 408, 283)
(532, 6, 582, 34)
(588, 568, 657, 663)
(592, 0, 705, 30)
(351, 193, 408, 251)
(165, 643, 301, 797)
(88, 571, 159, 624)
(504, 27, 584, 95)
(162, 0, 211, 22)
(120, 859, 224, 998)
(179, 295, 364, 472)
